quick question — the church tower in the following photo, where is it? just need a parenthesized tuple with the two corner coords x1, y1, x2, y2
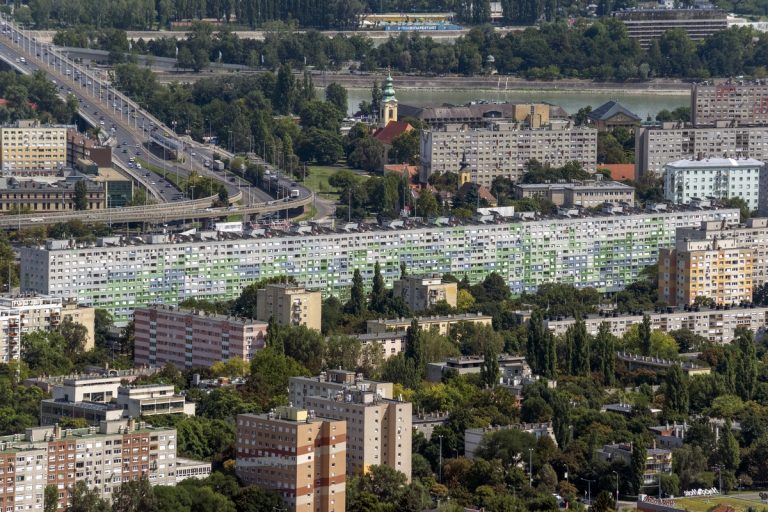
(381, 71, 398, 126)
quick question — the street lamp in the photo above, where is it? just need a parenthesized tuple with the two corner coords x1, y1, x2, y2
(438, 435, 443, 484)
(582, 478, 595, 506)
(528, 448, 533, 487)
(612, 471, 619, 510)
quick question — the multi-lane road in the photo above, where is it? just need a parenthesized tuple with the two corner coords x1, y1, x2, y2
(0, 16, 314, 227)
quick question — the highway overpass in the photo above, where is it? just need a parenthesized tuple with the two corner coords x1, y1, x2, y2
(0, 16, 314, 229)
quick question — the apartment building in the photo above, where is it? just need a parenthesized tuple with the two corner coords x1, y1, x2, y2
(133, 305, 268, 369)
(236, 407, 346, 512)
(672, 218, 768, 287)
(0, 419, 187, 511)
(659, 236, 754, 306)
(614, 8, 727, 49)
(19, 206, 740, 324)
(0, 175, 105, 212)
(420, 120, 597, 186)
(0, 120, 68, 175)
(663, 158, 764, 210)
(692, 80, 768, 127)
(597, 442, 673, 485)
(635, 122, 768, 177)
(0, 295, 95, 363)
(514, 180, 635, 208)
(366, 312, 493, 336)
(40, 378, 195, 426)
(255, 283, 322, 331)
(353, 331, 407, 360)
(289, 370, 412, 480)
(544, 305, 768, 343)
(464, 423, 556, 459)
(392, 274, 457, 312)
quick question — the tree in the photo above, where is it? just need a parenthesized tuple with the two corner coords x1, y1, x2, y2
(112, 475, 157, 512)
(67, 481, 111, 512)
(389, 130, 419, 165)
(44, 484, 58, 512)
(734, 328, 757, 401)
(325, 82, 348, 115)
(639, 314, 652, 355)
(631, 438, 647, 495)
(480, 342, 499, 389)
(664, 364, 688, 418)
(595, 322, 616, 385)
(273, 64, 296, 115)
(297, 128, 343, 165)
(592, 491, 615, 512)
(233, 486, 284, 512)
(717, 420, 740, 471)
(246, 347, 310, 410)
(404, 319, 425, 373)
(73, 180, 88, 210)
(566, 320, 590, 376)
(57, 318, 88, 353)
(347, 137, 385, 172)
(369, 261, 387, 314)
(415, 189, 440, 218)
(345, 269, 367, 316)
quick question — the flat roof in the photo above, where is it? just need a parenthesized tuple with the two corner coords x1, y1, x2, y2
(666, 157, 764, 168)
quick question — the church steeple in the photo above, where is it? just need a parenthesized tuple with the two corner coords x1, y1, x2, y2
(381, 70, 398, 126)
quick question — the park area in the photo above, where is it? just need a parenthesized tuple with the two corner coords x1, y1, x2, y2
(668, 492, 768, 511)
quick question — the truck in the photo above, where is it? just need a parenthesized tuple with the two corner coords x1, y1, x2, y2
(290, 188, 300, 198)
(213, 160, 225, 171)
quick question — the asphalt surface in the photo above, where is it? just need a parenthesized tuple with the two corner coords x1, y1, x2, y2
(0, 16, 277, 207)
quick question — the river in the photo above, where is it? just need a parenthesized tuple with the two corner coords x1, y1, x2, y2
(346, 88, 689, 118)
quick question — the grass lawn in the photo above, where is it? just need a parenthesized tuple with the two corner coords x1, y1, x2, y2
(304, 166, 344, 200)
(673, 493, 763, 512)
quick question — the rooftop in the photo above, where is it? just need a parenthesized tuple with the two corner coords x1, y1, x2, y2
(372, 312, 492, 325)
(138, 304, 267, 326)
(665, 157, 765, 168)
(587, 101, 641, 122)
(35, 202, 739, 250)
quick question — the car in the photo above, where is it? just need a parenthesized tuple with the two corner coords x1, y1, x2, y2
(144, 173, 150, 177)
(190, 151, 196, 157)
(150, 181, 156, 185)
(135, 151, 141, 155)
(99, 120, 104, 125)
(135, 143, 140, 148)
(165, 184, 171, 188)
(122, 149, 127, 153)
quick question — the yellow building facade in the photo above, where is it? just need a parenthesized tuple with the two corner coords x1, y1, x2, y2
(0, 121, 67, 174)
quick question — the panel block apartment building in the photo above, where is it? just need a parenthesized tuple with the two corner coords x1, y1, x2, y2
(419, 120, 597, 186)
(19, 207, 739, 323)
(133, 305, 267, 369)
(0, 419, 185, 511)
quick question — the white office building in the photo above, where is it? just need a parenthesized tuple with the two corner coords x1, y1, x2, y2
(663, 158, 764, 210)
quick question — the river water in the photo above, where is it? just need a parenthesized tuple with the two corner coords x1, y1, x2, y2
(346, 88, 689, 119)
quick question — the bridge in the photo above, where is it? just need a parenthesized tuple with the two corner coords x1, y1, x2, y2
(0, 16, 315, 229)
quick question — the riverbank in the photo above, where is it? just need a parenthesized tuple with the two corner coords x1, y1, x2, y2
(313, 73, 692, 96)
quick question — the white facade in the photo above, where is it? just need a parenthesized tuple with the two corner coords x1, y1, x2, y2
(663, 158, 764, 210)
(635, 124, 768, 177)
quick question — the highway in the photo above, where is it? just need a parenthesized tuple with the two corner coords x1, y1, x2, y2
(0, 16, 313, 228)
